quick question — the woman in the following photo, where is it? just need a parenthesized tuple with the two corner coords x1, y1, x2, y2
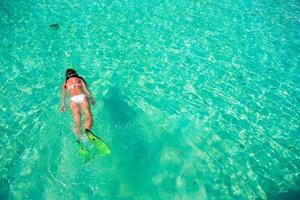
(61, 69, 96, 139)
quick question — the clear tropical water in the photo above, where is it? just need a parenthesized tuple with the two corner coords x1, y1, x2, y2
(0, 0, 299, 199)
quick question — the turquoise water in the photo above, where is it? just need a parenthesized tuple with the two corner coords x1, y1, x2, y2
(0, 0, 299, 199)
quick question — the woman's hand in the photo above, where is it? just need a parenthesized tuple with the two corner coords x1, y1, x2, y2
(61, 104, 66, 112)
(90, 97, 96, 105)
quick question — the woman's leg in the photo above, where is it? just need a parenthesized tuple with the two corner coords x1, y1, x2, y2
(69, 100, 81, 136)
(82, 97, 93, 130)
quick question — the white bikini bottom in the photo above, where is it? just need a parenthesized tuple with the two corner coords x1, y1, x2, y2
(70, 94, 86, 104)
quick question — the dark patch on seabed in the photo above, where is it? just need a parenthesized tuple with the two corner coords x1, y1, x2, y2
(103, 87, 137, 125)
(0, 178, 9, 200)
(49, 23, 60, 30)
(267, 190, 300, 200)
(102, 87, 160, 199)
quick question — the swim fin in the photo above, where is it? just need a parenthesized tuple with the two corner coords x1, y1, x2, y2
(77, 140, 92, 161)
(85, 129, 111, 156)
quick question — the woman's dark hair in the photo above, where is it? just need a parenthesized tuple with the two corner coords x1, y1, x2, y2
(65, 69, 87, 85)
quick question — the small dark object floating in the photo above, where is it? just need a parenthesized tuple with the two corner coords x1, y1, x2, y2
(49, 23, 60, 30)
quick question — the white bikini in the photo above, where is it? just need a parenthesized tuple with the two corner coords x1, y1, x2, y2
(70, 94, 86, 104)
(66, 82, 86, 104)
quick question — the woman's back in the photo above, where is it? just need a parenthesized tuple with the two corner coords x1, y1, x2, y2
(65, 77, 85, 97)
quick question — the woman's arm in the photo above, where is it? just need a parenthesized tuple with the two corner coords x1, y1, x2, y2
(61, 83, 66, 112)
(81, 80, 96, 105)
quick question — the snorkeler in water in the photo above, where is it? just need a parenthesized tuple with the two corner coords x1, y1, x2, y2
(61, 69, 96, 140)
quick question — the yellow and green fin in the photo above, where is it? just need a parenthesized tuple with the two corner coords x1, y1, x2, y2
(85, 129, 111, 156)
(77, 140, 92, 162)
